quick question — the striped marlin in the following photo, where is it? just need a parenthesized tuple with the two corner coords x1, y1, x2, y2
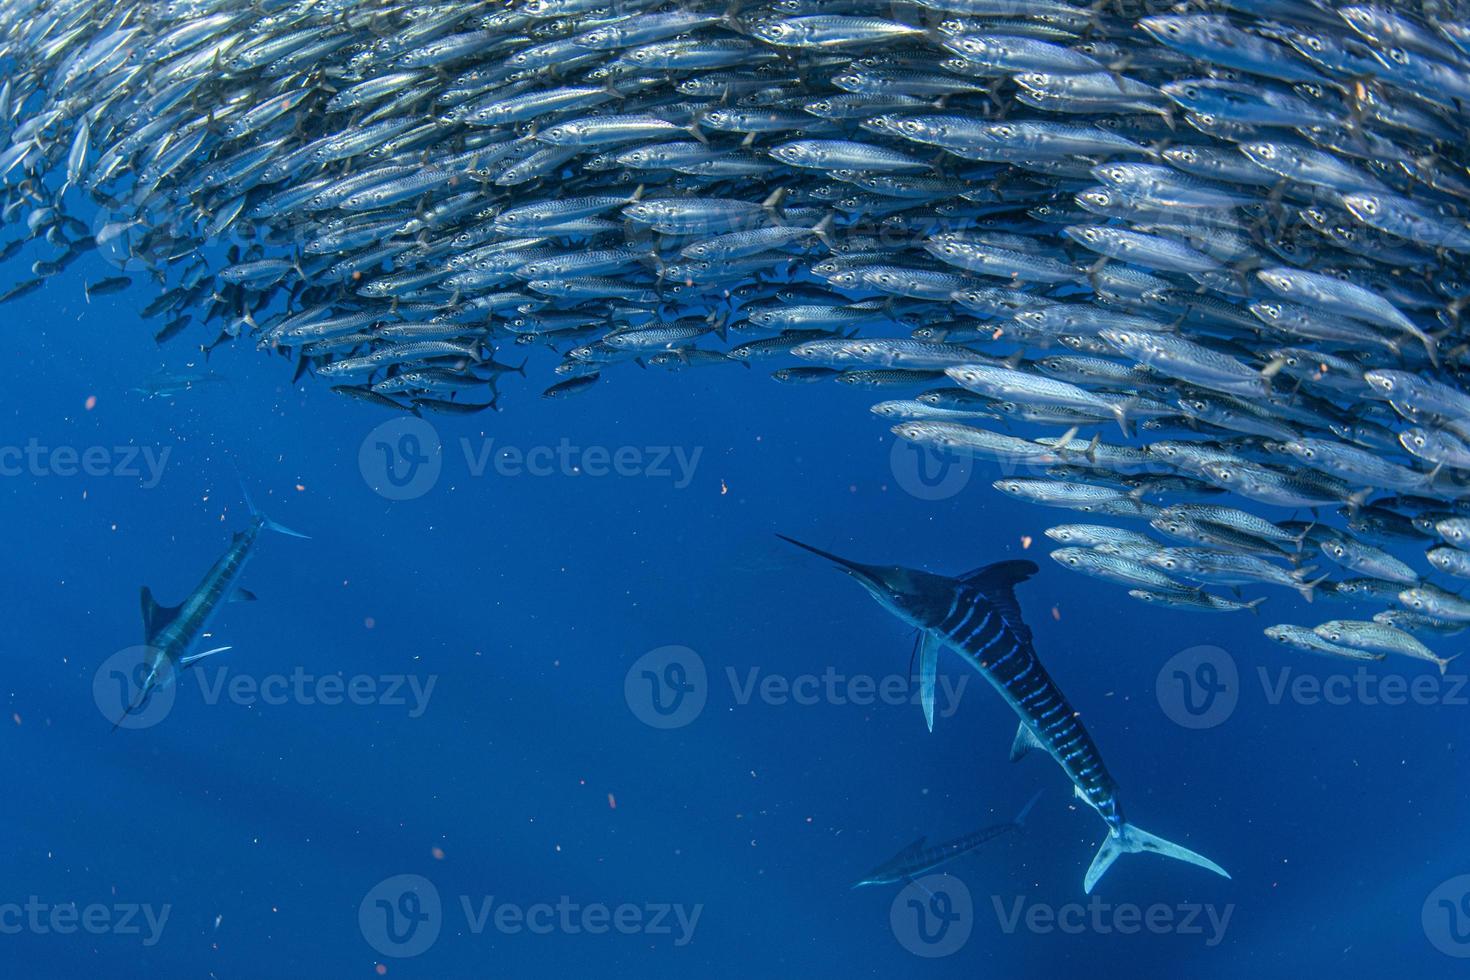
(113, 491, 308, 731)
(852, 791, 1042, 888)
(778, 535, 1229, 894)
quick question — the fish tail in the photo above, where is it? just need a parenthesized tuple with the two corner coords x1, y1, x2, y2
(1418, 328, 1440, 368)
(811, 211, 837, 248)
(1111, 395, 1139, 437)
(1085, 822, 1230, 895)
(239, 478, 311, 540)
(1296, 572, 1330, 604)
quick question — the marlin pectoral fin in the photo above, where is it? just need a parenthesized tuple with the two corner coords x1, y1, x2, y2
(918, 631, 940, 733)
(1008, 722, 1046, 763)
(902, 875, 938, 901)
(232, 588, 258, 602)
(181, 645, 231, 667)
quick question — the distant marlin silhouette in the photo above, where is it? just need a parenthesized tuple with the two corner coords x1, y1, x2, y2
(111, 488, 307, 731)
(778, 535, 1229, 894)
(853, 791, 1042, 888)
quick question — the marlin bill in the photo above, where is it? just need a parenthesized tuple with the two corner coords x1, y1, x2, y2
(780, 536, 1230, 894)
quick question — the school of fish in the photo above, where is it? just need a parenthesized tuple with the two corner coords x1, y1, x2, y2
(3, 0, 1470, 667)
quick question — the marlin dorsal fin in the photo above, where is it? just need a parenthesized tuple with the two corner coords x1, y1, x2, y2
(140, 586, 183, 636)
(1009, 722, 1046, 763)
(902, 836, 927, 855)
(957, 560, 1039, 646)
(957, 559, 1038, 591)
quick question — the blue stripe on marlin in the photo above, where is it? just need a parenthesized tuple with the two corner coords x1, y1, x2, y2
(852, 791, 1042, 888)
(114, 490, 308, 731)
(778, 535, 1229, 894)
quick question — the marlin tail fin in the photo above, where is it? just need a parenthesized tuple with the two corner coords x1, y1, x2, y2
(239, 478, 311, 539)
(1084, 822, 1230, 894)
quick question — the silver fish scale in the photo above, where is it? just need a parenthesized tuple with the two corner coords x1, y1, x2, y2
(0, 0, 1468, 642)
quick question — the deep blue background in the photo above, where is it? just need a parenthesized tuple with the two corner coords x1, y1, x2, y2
(3, 254, 1469, 979)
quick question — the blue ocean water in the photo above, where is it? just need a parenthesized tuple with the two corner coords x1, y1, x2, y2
(4, 261, 1470, 979)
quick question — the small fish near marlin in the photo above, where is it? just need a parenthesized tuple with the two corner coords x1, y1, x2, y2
(110, 488, 308, 732)
(780, 535, 1230, 895)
